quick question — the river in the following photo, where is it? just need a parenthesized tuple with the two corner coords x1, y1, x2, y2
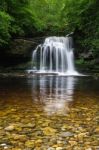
(0, 75, 99, 149)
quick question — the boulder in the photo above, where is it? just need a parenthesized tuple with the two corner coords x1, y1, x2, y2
(8, 39, 38, 58)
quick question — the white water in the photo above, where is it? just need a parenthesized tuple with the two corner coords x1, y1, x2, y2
(31, 36, 79, 75)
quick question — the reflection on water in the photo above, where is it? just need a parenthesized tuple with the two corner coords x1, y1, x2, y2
(0, 76, 99, 149)
(29, 76, 77, 115)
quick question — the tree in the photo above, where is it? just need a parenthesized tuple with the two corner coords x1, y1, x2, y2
(0, 11, 11, 45)
(0, 0, 98, 60)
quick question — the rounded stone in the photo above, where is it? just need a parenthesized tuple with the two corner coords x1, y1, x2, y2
(47, 148, 55, 150)
(68, 140, 77, 146)
(5, 125, 15, 131)
(56, 147, 63, 150)
(25, 140, 35, 148)
(35, 139, 43, 147)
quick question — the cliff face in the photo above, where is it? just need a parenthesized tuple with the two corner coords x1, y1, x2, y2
(0, 37, 98, 73)
(9, 39, 36, 57)
(0, 38, 42, 69)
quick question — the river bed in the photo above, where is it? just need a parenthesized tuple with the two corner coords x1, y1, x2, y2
(0, 75, 99, 150)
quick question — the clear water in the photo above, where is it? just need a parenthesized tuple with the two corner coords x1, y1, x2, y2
(0, 76, 99, 149)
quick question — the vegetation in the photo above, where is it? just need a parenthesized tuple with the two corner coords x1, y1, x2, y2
(0, 0, 99, 69)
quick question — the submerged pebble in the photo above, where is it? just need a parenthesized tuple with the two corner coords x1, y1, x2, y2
(0, 77, 99, 149)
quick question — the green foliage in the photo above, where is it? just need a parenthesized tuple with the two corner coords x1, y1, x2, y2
(0, 0, 36, 46)
(76, 58, 84, 65)
(28, 0, 66, 32)
(71, 0, 99, 58)
(0, 11, 12, 45)
(0, 0, 98, 60)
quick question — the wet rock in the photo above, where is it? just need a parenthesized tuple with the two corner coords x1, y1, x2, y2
(11, 134, 27, 142)
(0, 143, 9, 150)
(56, 147, 63, 150)
(3, 146, 8, 149)
(0, 143, 7, 146)
(68, 140, 77, 146)
(84, 141, 91, 145)
(60, 131, 74, 137)
(35, 139, 42, 147)
(43, 127, 57, 136)
(10, 148, 22, 150)
(5, 125, 15, 131)
(10, 108, 17, 112)
(76, 132, 88, 141)
(23, 123, 35, 128)
(41, 121, 50, 127)
(61, 124, 69, 131)
(0, 126, 3, 130)
(4, 123, 22, 132)
(47, 147, 55, 150)
(9, 39, 37, 57)
(50, 138, 57, 145)
(52, 144, 60, 148)
(57, 140, 65, 147)
(86, 148, 92, 150)
(35, 130, 43, 136)
(0, 130, 6, 136)
(18, 143, 25, 149)
(25, 140, 35, 148)
(73, 146, 82, 150)
(86, 117, 91, 121)
(94, 146, 99, 150)
(94, 127, 99, 133)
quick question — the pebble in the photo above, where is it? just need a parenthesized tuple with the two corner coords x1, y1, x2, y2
(1, 143, 7, 146)
(56, 147, 63, 150)
(86, 148, 92, 150)
(43, 127, 57, 135)
(35, 139, 42, 147)
(4, 146, 8, 149)
(5, 125, 15, 131)
(60, 131, 74, 137)
(0, 92, 99, 150)
(68, 140, 77, 146)
(94, 127, 99, 133)
(25, 140, 35, 148)
(12, 134, 27, 141)
(47, 148, 55, 150)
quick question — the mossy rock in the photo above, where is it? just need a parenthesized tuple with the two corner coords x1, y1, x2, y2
(8, 39, 37, 57)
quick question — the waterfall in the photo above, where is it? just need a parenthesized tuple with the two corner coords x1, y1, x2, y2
(31, 36, 78, 75)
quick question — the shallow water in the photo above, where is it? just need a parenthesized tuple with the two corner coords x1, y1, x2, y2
(0, 76, 99, 150)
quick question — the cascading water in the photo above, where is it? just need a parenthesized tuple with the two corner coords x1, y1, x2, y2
(30, 36, 79, 75)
